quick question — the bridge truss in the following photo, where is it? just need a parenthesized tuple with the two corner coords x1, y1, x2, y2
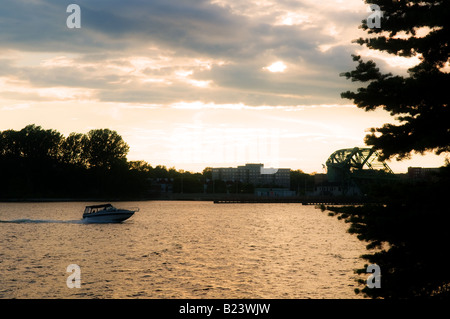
(325, 147, 394, 193)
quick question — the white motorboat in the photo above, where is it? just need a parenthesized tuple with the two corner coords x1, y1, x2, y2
(82, 203, 138, 223)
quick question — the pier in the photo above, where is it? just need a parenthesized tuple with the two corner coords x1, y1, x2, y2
(213, 196, 371, 205)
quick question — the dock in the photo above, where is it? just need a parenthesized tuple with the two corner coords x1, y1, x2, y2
(213, 196, 370, 205)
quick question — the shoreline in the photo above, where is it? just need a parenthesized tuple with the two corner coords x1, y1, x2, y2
(0, 194, 375, 205)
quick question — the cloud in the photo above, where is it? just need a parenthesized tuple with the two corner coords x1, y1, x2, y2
(1, 103, 31, 111)
(0, 0, 373, 107)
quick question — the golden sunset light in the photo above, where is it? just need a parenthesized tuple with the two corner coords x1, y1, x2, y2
(1, 0, 449, 305)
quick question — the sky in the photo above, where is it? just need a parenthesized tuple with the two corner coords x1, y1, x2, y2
(0, 0, 445, 173)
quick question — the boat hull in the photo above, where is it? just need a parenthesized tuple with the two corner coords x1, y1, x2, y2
(82, 210, 135, 223)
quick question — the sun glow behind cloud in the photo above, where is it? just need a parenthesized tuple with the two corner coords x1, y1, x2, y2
(264, 61, 287, 73)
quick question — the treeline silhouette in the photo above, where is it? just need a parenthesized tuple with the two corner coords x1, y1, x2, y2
(0, 124, 139, 199)
(0, 124, 312, 200)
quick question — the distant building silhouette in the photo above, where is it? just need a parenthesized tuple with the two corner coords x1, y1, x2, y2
(148, 178, 173, 195)
(212, 163, 290, 188)
(407, 167, 441, 181)
(255, 188, 296, 197)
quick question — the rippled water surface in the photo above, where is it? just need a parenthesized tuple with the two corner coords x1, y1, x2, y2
(0, 201, 367, 298)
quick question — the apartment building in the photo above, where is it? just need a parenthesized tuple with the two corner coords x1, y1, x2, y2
(212, 163, 290, 188)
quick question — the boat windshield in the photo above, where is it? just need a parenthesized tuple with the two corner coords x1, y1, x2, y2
(84, 204, 114, 214)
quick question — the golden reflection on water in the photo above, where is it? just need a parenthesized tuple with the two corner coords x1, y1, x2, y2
(0, 201, 367, 298)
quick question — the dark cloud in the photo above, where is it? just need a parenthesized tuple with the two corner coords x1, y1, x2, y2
(0, 0, 366, 106)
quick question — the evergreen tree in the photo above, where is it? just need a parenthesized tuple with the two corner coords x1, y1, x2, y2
(341, 0, 450, 161)
(337, 0, 450, 299)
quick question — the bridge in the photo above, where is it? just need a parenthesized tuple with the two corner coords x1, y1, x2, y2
(323, 147, 395, 195)
(326, 147, 393, 183)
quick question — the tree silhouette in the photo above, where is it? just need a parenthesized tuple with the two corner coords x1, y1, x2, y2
(0, 125, 136, 198)
(341, 0, 450, 161)
(11, 124, 63, 161)
(337, 0, 450, 299)
(84, 128, 130, 169)
(60, 132, 88, 167)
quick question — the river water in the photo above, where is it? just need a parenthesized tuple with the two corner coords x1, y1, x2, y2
(0, 201, 367, 299)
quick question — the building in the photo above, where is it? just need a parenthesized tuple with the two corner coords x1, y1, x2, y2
(407, 167, 441, 180)
(255, 188, 296, 197)
(313, 173, 327, 185)
(148, 178, 173, 195)
(309, 182, 361, 197)
(308, 172, 361, 197)
(212, 163, 290, 188)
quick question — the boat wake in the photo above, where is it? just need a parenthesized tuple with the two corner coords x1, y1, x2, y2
(0, 218, 86, 224)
